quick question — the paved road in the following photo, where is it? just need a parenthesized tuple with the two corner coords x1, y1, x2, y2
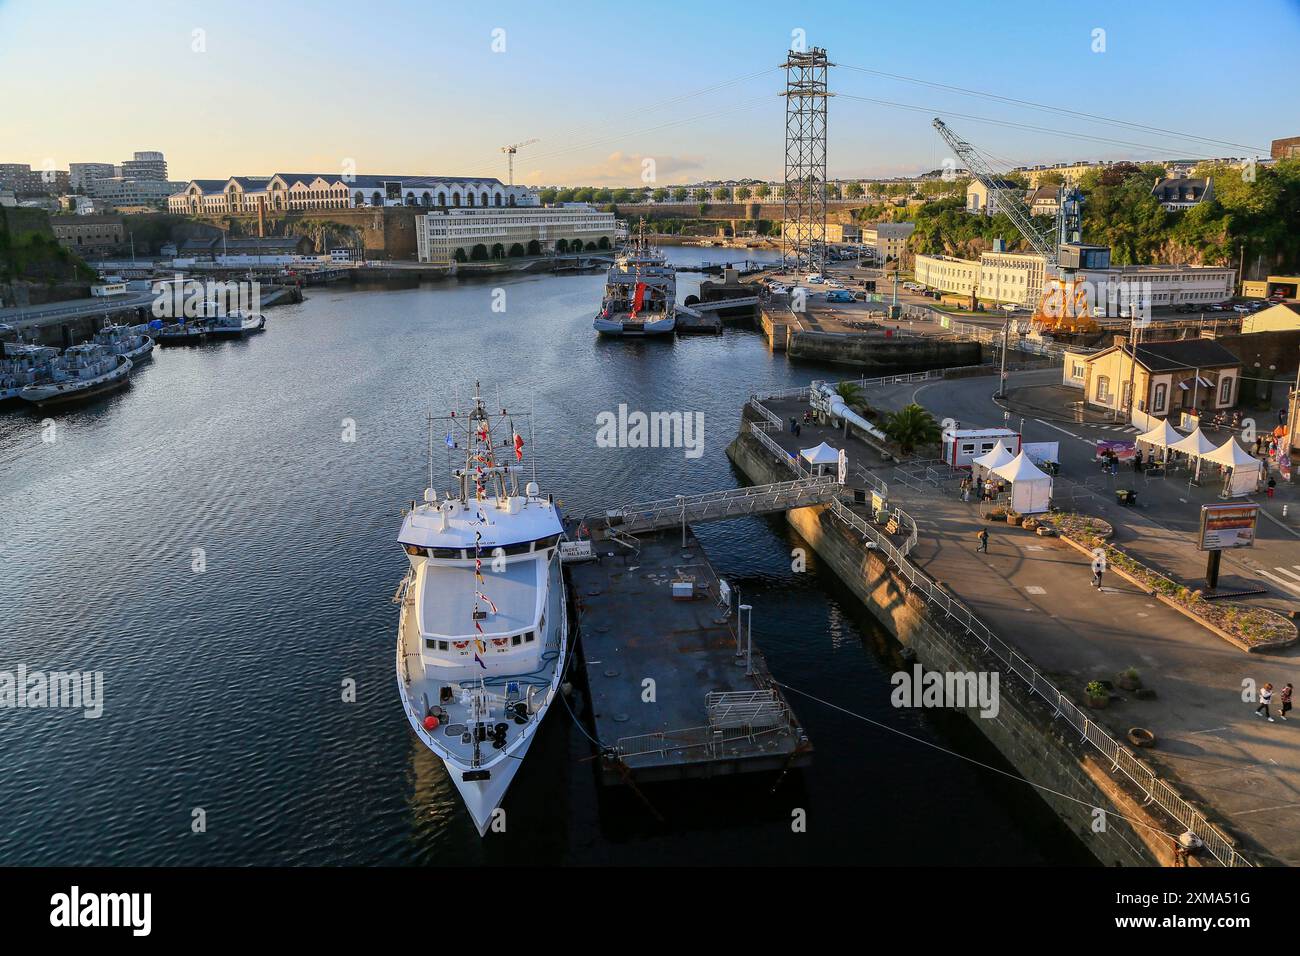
(0, 292, 154, 328)
(898, 369, 1300, 611)
(761, 374, 1300, 865)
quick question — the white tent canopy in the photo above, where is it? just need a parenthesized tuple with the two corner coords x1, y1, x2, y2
(1136, 419, 1183, 452)
(991, 451, 1054, 514)
(971, 440, 1015, 478)
(799, 441, 840, 465)
(1202, 438, 1263, 497)
(1203, 437, 1260, 470)
(1168, 426, 1218, 481)
(1168, 426, 1217, 458)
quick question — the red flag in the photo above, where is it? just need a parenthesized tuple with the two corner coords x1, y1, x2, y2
(513, 433, 524, 461)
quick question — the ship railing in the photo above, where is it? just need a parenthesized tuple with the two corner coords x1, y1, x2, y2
(615, 717, 791, 760)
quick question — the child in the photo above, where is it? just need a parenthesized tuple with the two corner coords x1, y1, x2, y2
(1257, 682, 1275, 722)
(1282, 684, 1293, 722)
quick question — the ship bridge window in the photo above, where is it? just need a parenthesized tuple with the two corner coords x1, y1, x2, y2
(404, 544, 423, 555)
(431, 547, 463, 559)
(499, 541, 533, 556)
(524, 631, 535, 643)
(535, 534, 561, 551)
(511, 634, 522, 647)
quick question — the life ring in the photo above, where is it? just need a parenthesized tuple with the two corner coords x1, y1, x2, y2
(453, 640, 469, 650)
(492, 638, 509, 647)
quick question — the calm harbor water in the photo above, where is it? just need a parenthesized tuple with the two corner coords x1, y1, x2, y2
(0, 246, 1090, 865)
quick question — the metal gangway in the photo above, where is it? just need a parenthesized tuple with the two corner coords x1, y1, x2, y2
(597, 475, 839, 537)
(689, 296, 760, 312)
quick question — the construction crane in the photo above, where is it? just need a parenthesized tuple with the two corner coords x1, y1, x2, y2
(499, 139, 539, 187)
(931, 117, 1105, 335)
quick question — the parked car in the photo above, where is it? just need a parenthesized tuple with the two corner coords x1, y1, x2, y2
(1232, 304, 1252, 313)
(826, 290, 854, 303)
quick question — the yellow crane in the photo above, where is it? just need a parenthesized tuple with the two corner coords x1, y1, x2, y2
(499, 139, 539, 187)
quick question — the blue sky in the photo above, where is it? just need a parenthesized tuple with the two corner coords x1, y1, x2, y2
(2, 0, 1297, 185)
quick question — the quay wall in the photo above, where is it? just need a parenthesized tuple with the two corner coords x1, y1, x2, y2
(757, 307, 983, 369)
(726, 428, 1198, 867)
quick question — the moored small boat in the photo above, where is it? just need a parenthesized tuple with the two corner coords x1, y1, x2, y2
(19, 344, 132, 407)
(204, 310, 266, 339)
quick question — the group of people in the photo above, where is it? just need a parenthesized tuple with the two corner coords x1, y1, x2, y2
(959, 474, 1003, 504)
(1254, 682, 1294, 723)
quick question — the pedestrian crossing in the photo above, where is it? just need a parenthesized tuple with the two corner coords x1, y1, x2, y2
(1257, 566, 1300, 598)
(1082, 423, 1141, 434)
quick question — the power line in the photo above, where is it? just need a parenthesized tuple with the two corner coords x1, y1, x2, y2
(838, 63, 1269, 154)
(838, 92, 1242, 163)
(522, 95, 774, 167)
(505, 68, 781, 171)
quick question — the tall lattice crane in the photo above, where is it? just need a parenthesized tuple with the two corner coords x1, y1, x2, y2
(931, 117, 1102, 333)
(500, 139, 539, 187)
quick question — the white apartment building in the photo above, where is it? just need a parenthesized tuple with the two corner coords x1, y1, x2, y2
(914, 255, 980, 298)
(416, 204, 617, 264)
(915, 251, 1234, 311)
(88, 177, 188, 207)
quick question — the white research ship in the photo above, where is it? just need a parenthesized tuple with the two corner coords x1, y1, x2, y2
(394, 385, 568, 835)
(593, 223, 676, 336)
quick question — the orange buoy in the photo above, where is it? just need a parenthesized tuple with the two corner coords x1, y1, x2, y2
(423, 715, 439, 731)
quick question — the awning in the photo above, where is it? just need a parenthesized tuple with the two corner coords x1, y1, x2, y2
(799, 441, 841, 465)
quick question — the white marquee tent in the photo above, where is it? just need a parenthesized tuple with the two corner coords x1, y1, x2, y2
(800, 441, 840, 475)
(991, 451, 1054, 514)
(1168, 426, 1218, 481)
(1136, 419, 1183, 459)
(1202, 438, 1263, 498)
(971, 439, 1015, 480)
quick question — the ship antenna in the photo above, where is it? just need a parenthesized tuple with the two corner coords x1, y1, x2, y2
(427, 410, 434, 498)
(530, 399, 537, 487)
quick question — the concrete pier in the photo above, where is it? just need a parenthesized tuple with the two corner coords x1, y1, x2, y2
(568, 527, 812, 785)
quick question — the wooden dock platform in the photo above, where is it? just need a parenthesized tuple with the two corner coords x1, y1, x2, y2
(567, 527, 812, 786)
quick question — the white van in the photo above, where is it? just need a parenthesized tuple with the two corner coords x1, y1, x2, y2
(805, 273, 824, 284)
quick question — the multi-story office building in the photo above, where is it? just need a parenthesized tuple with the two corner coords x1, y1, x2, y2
(416, 204, 616, 264)
(70, 162, 116, 191)
(0, 163, 68, 195)
(120, 150, 168, 181)
(88, 177, 188, 207)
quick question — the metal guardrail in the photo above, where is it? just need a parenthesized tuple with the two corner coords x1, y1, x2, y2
(706, 690, 787, 730)
(608, 474, 839, 534)
(743, 392, 1248, 866)
(822, 494, 1248, 867)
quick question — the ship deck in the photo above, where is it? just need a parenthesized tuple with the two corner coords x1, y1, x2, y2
(567, 527, 812, 785)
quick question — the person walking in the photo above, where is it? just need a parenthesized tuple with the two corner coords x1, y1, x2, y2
(1134, 448, 1144, 474)
(1092, 564, 1104, 589)
(1281, 683, 1293, 722)
(1268, 476, 1277, 498)
(1256, 682, 1275, 721)
(976, 528, 988, 554)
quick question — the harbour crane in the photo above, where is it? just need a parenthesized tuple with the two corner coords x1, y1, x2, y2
(499, 139, 539, 187)
(931, 118, 1107, 335)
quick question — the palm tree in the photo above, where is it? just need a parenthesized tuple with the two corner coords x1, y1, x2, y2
(834, 381, 869, 415)
(883, 404, 941, 453)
